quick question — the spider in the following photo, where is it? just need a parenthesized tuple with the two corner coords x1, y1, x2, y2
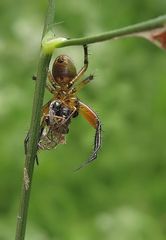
(25, 45, 102, 170)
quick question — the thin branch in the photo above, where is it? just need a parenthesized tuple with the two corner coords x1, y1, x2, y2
(15, 1, 56, 239)
(42, 15, 166, 53)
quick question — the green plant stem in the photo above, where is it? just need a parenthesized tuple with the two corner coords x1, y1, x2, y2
(15, 1, 56, 239)
(42, 15, 166, 53)
(62, 15, 166, 46)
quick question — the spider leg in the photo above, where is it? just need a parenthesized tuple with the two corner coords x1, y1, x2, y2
(69, 45, 89, 86)
(32, 73, 56, 94)
(75, 101, 102, 171)
(74, 74, 94, 92)
(47, 70, 57, 93)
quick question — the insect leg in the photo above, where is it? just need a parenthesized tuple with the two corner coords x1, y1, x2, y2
(24, 101, 51, 165)
(42, 99, 52, 115)
(75, 101, 102, 171)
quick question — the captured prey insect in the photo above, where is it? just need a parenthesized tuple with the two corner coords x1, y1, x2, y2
(25, 45, 102, 170)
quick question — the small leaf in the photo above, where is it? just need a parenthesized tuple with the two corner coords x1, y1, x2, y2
(135, 26, 166, 50)
(151, 28, 166, 49)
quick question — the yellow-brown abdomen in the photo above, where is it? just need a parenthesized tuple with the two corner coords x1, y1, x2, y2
(52, 55, 77, 86)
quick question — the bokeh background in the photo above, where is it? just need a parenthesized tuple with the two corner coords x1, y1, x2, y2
(0, 0, 166, 239)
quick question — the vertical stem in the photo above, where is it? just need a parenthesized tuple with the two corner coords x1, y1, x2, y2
(15, 1, 56, 239)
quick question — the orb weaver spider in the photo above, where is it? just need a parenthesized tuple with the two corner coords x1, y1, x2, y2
(25, 45, 102, 170)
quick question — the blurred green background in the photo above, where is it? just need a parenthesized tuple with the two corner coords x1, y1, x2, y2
(0, 0, 166, 239)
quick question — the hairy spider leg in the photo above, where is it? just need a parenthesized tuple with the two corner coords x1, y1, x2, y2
(69, 45, 89, 86)
(75, 101, 102, 171)
(74, 74, 94, 92)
